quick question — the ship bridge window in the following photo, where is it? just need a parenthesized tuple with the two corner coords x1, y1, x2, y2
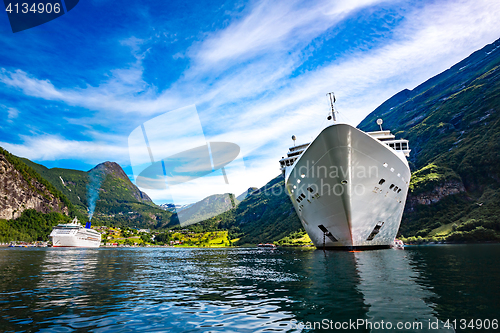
(389, 143, 395, 148)
(396, 142, 401, 150)
(378, 179, 386, 185)
(402, 142, 408, 150)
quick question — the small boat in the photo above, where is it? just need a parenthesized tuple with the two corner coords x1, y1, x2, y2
(257, 243, 277, 248)
(392, 239, 404, 250)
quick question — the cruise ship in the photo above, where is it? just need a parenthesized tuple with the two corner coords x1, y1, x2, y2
(279, 94, 411, 250)
(49, 217, 101, 247)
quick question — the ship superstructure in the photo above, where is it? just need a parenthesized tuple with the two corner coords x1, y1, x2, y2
(279, 94, 411, 250)
(49, 217, 101, 248)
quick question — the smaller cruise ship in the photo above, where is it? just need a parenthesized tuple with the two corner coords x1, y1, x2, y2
(49, 217, 101, 248)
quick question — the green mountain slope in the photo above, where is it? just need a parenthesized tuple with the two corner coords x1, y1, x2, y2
(22, 159, 174, 228)
(358, 38, 500, 241)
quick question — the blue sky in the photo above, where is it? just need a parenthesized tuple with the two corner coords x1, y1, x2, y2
(1, 0, 500, 204)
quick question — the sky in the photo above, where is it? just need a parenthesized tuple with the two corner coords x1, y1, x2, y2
(1, 0, 500, 205)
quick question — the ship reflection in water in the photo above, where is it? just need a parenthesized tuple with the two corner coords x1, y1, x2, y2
(0, 245, 498, 332)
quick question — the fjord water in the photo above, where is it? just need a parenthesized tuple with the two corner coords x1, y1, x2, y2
(1, 245, 499, 332)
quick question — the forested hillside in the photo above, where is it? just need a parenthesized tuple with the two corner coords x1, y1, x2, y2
(358, 38, 500, 241)
(23, 159, 174, 228)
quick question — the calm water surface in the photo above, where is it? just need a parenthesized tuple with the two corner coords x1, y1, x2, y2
(0, 245, 499, 332)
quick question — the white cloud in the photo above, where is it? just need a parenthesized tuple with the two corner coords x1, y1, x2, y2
(7, 107, 19, 120)
(0, 135, 130, 165)
(192, 0, 382, 66)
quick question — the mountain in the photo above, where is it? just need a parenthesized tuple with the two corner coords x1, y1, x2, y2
(236, 187, 258, 202)
(176, 193, 237, 227)
(21, 159, 174, 228)
(160, 187, 259, 227)
(0, 147, 74, 242)
(0, 147, 70, 220)
(181, 175, 301, 245)
(159, 203, 184, 212)
(358, 37, 500, 240)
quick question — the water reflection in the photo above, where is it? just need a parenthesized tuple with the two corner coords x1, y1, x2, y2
(1, 246, 499, 332)
(406, 245, 500, 325)
(354, 250, 454, 332)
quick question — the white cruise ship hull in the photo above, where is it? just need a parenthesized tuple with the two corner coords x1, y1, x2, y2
(285, 124, 410, 250)
(50, 229, 101, 248)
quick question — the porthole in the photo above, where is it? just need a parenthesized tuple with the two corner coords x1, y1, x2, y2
(389, 184, 395, 190)
(341, 180, 348, 184)
(378, 179, 386, 185)
(398, 189, 401, 193)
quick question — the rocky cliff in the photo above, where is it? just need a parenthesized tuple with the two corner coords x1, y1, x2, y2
(406, 180, 466, 211)
(0, 148, 69, 220)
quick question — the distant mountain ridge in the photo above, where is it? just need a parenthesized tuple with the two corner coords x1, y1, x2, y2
(182, 175, 301, 245)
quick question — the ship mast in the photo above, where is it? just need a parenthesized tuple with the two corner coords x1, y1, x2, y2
(326, 92, 336, 122)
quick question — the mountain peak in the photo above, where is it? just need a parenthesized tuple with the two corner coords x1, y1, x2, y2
(89, 161, 152, 203)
